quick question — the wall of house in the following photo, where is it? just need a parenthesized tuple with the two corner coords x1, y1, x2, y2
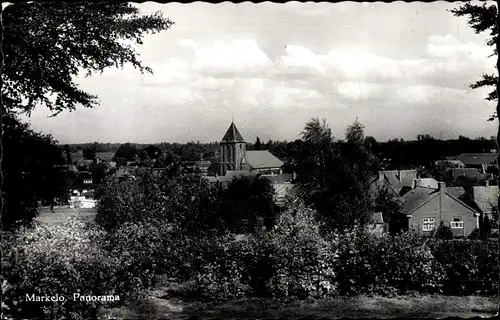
(409, 194, 478, 237)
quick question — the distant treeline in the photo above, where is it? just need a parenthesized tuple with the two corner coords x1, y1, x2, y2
(62, 135, 497, 169)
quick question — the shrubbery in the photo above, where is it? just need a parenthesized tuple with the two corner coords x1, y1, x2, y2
(427, 239, 499, 295)
(1, 218, 157, 320)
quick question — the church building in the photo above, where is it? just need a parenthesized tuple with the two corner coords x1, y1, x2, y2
(218, 121, 284, 176)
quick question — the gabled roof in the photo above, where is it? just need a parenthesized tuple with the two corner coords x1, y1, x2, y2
(473, 186, 499, 214)
(262, 173, 293, 184)
(368, 173, 400, 198)
(399, 170, 418, 187)
(245, 150, 284, 169)
(446, 168, 481, 180)
(446, 186, 467, 200)
(413, 178, 438, 189)
(454, 153, 498, 166)
(400, 187, 438, 215)
(436, 160, 465, 168)
(221, 122, 245, 143)
(401, 186, 478, 216)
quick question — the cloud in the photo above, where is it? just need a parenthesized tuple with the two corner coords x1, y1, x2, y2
(191, 39, 273, 76)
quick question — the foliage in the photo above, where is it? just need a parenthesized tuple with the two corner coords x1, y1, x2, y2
(95, 170, 222, 233)
(2, 2, 173, 115)
(333, 231, 445, 296)
(82, 147, 96, 160)
(219, 175, 276, 233)
(296, 118, 374, 233)
(2, 220, 119, 319)
(427, 239, 499, 295)
(113, 142, 140, 162)
(193, 202, 338, 301)
(451, 2, 498, 114)
(2, 113, 70, 228)
(434, 222, 454, 240)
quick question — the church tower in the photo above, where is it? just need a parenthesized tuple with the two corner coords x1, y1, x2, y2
(219, 121, 246, 176)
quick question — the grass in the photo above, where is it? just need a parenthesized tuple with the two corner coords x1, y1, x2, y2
(101, 278, 500, 320)
(36, 207, 97, 226)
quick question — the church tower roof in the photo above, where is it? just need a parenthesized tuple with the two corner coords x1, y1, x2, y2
(221, 121, 245, 143)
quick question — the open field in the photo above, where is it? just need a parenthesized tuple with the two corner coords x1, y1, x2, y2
(36, 207, 97, 225)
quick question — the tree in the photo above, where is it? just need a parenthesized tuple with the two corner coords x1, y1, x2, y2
(219, 175, 276, 233)
(254, 137, 262, 150)
(2, 2, 173, 115)
(297, 118, 372, 232)
(0, 2, 173, 227)
(82, 147, 96, 160)
(114, 143, 139, 162)
(63, 144, 72, 165)
(2, 113, 69, 228)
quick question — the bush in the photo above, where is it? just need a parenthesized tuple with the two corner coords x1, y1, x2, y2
(1, 218, 159, 320)
(192, 202, 339, 301)
(334, 231, 445, 296)
(427, 239, 499, 295)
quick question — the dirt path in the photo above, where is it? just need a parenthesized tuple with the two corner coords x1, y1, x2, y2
(101, 284, 499, 320)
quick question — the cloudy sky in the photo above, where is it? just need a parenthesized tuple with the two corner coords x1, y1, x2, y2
(26, 1, 498, 144)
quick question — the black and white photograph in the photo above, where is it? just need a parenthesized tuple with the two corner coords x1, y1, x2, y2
(1, 1, 499, 319)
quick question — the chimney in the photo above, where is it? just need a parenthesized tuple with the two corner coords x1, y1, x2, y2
(378, 171, 385, 181)
(438, 182, 445, 222)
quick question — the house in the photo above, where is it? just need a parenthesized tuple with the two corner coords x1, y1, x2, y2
(473, 184, 499, 220)
(369, 169, 418, 198)
(454, 153, 498, 173)
(436, 160, 465, 168)
(445, 168, 482, 180)
(400, 181, 479, 237)
(369, 171, 401, 201)
(366, 212, 385, 237)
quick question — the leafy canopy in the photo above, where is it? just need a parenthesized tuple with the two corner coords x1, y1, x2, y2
(451, 2, 498, 119)
(2, 2, 174, 115)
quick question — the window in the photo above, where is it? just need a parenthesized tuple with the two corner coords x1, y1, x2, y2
(450, 217, 464, 229)
(84, 179, 92, 184)
(422, 218, 435, 231)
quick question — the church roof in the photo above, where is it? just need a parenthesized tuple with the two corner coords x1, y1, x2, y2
(245, 150, 284, 169)
(221, 122, 245, 143)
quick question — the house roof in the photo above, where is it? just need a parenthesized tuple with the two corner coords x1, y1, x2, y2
(413, 178, 438, 189)
(399, 170, 418, 187)
(436, 160, 465, 168)
(221, 122, 245, 143)
(454, 153, 498, 166)
(262, 173, 293, 184)
(368, 173, 400, 198)
(244, 150, 284, 169)
(473, 186, 499, 214)
(224, 170, 255, 180)
(400, 187, 438, 215)
(446, 168, 481, 179)
(446, 186, 467, 199)
(401, 185, 478, 216)
(372, 212, 384, 224)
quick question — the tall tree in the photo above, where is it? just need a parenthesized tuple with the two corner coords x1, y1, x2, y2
(2, 113, 69, 228)
(254, 137, 262, 150)
(297, 118, 372, 232)
(2, 2, 173, 114)
(0, 2, 173, 227)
